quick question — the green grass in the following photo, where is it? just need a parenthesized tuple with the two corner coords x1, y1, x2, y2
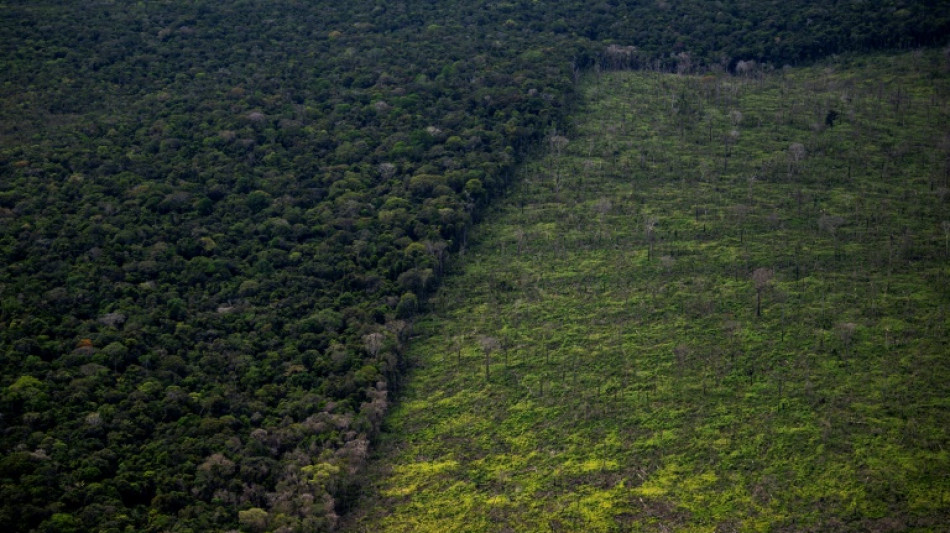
(348, 51, 950, 532)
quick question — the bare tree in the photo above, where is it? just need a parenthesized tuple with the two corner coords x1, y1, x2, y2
(594, 197, 612, 239)
(424, 239, 449, 277)
(729, 109, 743, 127)
(752, 267, 773, 317)
(478, 335, 501, 382)
(723, 129, 740, 171)
(604, 44, 639, 70)
(732, 204, 751, 243)
(673, 343, 689, 374)
(362, 332, 385, 362)
(451, 333, 465, 369)
(736, 59, 757, 77)
(837, 322, 857, 360)
(818, 214, 844, 237)
(513, 227, 526, 254)
(548, 134, 569, 157)
(645, 216, 658, 259)
(818, 214, 845, 260)
(378, 162, 397, 180)
(548, 134, 569, 194)
(660, 255, 675, 274)
(675, 51, 693, 75)
(385, 319, 410, 343)
(787, 142, 806, 178)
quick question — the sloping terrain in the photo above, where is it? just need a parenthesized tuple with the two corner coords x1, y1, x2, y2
(351, 51, 950, 532)
(1, 1, 949, 531)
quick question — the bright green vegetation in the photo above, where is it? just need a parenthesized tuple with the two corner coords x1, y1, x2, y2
(352, 51, 950, 532)
(2, 0, 949, 530)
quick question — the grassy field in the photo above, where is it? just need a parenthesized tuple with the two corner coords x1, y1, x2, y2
(347, 51, 950, 532)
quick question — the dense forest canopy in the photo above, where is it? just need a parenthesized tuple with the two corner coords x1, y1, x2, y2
(1, 0, 948, 531)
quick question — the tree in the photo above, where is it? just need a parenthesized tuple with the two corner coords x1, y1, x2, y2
(818, 213, 845, 260)
(548, 134, 569, 193)
(818, 214, 844, 236)
(644, 216, 658, 259)
(735, 59, 757, 77)
(837, 322, 857, 360)
(723, 129, 739, 171)
(378, 162, 397, 180)
(477, 335, 500, 382)
(363, 332, 385, 362)
(751, 267, 773, 317)
(245, 190, 271, 213)
(548, 134, 569, 157)
(395, 292, 418, 319)
(238, 508, 270, 533)
(787, 142, 806, 178)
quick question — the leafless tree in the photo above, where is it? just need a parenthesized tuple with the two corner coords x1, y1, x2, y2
(644, 216, 658, 259)
(723, 129, 739, 171)
(673, 343, 689, 374)
(675, 52, 692, 75)
(513, 227, 526, 254)
(736, 59, 757, 77)
(604, 44, 639, 70)
(787, 142, 806, 178)
(752, 267, 773, 317)
(729, 109, 743, 127)
(548, 134, 569, 157)
(732, 204, 751, 243)
(362, 332, 385, 361)
(594, 197, 612, 239)
(660, 255, 675, 274)
(837, 322, 857, 360)
(385, 319, 410, 342)
(818, 214, 845, 262)
(425, 239, 449, 277)
(378, 162, 397, 180)
(478, 335, 500, 382)
(548, 134, 569, 193)
(818, 214, 844, 236)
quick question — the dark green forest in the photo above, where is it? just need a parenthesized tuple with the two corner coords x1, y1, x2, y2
(1, 1, 947, 531)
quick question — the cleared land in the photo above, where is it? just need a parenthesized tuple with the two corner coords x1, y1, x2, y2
(350, 51, 950, 532)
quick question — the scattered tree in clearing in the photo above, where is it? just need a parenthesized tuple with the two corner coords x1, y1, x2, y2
(818, 213, 845, 259)
(548, 134, 569, 194)
(673, 343, 689, 375)
(478, 335, 501, 382)
(723, 128, 740, 171)
(660, 254, 675, 274)
(645, 216, 658, 259)
(837, 322, 858, 360)
(818, 213, 845, 237)
(787, 142, 806, 178)
(729, 109, 743, 127)
(752, 267, 774, 317)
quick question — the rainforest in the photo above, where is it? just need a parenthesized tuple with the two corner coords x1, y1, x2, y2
(1, 1, 948, 532)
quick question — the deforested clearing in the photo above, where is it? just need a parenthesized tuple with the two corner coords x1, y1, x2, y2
(351, 51, 950, 532)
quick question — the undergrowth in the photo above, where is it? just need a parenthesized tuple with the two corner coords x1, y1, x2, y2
(350, 51, 950, 532)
